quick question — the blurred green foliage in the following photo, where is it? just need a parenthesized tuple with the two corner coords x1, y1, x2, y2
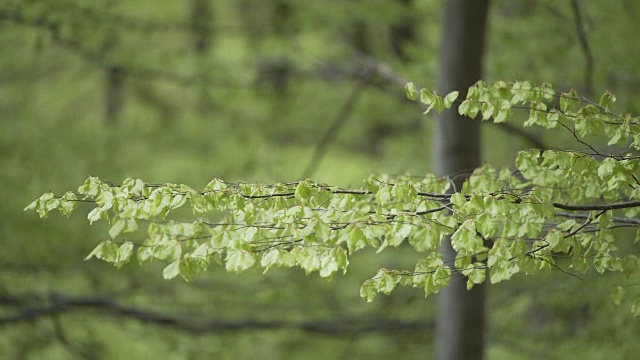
(2, 0, 640, 358)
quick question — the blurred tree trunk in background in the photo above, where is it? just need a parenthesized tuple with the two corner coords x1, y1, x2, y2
(104, 65, 124, 124)
(189, 0, 215, 113)
(434, 1, 490, 360)
(348, 0, 370, 55)
(389, 0, 416, 62)
(190, 0, 214, 55)
(103, 13, 123, 125)
(263, 0, 294, 97)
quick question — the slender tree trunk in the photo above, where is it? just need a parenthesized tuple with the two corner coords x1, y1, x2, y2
(104, 65, 124, 124)
(189, 0, 214, 113)
(434, 1, 490, 360)
(190, 0, 213, 55)
(389, 0, 416, 62)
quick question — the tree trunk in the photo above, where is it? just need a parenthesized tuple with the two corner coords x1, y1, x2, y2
(104, 66, 124, 124)
(389, 0, 416, 62)
(189, 0, 215, 113)
(190, 0, 213, 55)
(434, 1, 490, 360)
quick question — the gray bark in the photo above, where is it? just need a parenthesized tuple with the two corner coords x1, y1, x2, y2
(434, 1, 490, 360)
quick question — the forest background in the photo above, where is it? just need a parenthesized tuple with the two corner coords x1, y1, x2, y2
(2, 0, 640, 359)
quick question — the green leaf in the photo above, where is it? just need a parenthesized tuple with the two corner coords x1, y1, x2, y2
(123, 178, 145, 195)
(85, 241, 119, 263)
(78, 176, 101, 196)
(451, 219, 484, 254)
(405, 82, 418, 101)
(599, 91, 616, 109)
(109, 218, 126, 239)
(225, 249, 256, 273)
(360, 279, 378, 302)
(420, 89, 436, 114)
(261, 249, 281, 271)
(466, 267, 486, 289)
(58, 192, 78, 217)
(458, 99, 471, 115)
(560, 89, 579, 112)
(494, 108, 510, 123)
(378, 270, 399, 295)
(444, 91, 459, 108)
(457, 98, 481, 118)
(408, 226, 438, 252)
(319, 251, 339, 278)
(163, 260, 181, 280)
(481, 101, 495, 121)
(295, 180, 312, 202)
(597, 157, 617, 179)
(314, 219, 332, 240)
(87, 207, 103, 224)
(450, 193, 466, 208)
(632, 297, 640, 317)
(180, 256, 209, 281)
(347, 225, 369, 253)
(570, 257, 590, 274)
(113, 241, 134, 268)
(611, 285, 626, 306)
(375, 185, 391, 206)
(544, 230, 564, 251)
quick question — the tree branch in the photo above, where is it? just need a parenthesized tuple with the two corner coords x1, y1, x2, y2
(360, 57, 548, 150)
(552, 200, 640, 211)
(302, 80, 367, 178)
(0, 294, 433, 335)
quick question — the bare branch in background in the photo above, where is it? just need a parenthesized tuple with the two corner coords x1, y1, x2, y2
(357, 57, 548, 150)
(497, 122, 547, 149)
(0, 293, 433, 335)
(301, 80, 368, 178)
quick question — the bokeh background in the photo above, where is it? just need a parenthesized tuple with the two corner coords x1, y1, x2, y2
(2, 0, 640, 358)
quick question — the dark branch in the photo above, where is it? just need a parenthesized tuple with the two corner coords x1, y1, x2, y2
(496, 121, 547, 149)
(0, 294, 433, 335)
(552, 200, 640, 211)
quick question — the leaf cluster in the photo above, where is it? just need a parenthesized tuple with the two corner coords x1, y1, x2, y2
(27, 81, 640, 315)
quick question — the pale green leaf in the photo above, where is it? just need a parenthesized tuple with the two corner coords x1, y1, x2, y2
(450, 193, 466, 208)
(632, 297, 640, 317)
(444, 91, 459, 108)
(163, 260, 181, 279)
(405, 82, 418, 101)
(360, 279, 378, 302)
(611, 285, 626, 306)
(225, 249, 256, 273)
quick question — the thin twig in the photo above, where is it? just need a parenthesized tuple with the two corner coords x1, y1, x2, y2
(302, 80, 367, 178)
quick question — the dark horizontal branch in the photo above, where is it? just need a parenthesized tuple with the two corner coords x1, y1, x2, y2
(0, 294, 433, 335)
(240, 192, 295, 199)
(552, 200, 640, 211)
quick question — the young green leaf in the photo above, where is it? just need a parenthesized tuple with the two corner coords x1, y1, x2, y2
(405, 82, 418, 101)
